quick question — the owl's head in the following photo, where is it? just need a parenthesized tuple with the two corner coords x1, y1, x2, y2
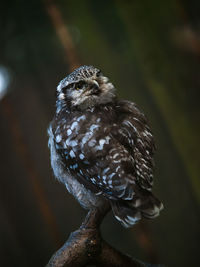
(56, 65, 116, 109)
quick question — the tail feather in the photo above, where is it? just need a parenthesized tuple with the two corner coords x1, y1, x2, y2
(135, 193, 164, 219)
(111, 193, 163, 228)
(111, 200, 141, 228)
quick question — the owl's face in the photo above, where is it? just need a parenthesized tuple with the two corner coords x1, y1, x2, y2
(57, 66, 115, 109)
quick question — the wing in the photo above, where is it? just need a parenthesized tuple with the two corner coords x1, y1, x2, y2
(52, 101, 155, 201)
(114, 100, 155, 190)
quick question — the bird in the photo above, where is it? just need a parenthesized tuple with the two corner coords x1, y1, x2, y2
(48, 65, 163, 228)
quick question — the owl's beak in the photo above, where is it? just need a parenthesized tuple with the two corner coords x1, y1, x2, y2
(84, 79, 100, 96)
(90, 80, 100, 95)
(92, 80, 99, 88)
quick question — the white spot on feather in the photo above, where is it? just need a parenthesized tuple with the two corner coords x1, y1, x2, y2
(127, 215, 140, 224)
(56, 135, 62, 143)
(91, 178, 96, 183)
(116, 166, 120, 172)
(103, 167, 110, 174)
(70, 150, 75, 158)
(57, 84, 62, 92)
(134, 199, 141, 208)
(109, 173, 115, 179)
(95, 139, 106, 150)
(58, 93, 65, 100)
(108, 180, 113, 185)
(79, 153, 84, 159)
(81, 132, 92, 145)
(71, 121, 79, 131)
(67, 129, 72, 136)
(88, 139, 96, 147)
(77, 115, 86, 121)
(90, 124, 99, 132)
(70, 140, 77, 147)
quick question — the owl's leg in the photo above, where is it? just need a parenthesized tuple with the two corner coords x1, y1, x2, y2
(81, 201, 110, 229)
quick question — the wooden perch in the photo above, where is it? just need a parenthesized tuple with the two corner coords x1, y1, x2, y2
(46, 203, 164, 267)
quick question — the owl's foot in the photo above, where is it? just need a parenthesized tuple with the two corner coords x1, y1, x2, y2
(81, 201, 111, 229)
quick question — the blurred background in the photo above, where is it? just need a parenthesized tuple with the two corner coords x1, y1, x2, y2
(0, 0, 200, 266)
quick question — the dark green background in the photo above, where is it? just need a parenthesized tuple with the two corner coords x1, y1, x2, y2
(0, 0, 199, 266)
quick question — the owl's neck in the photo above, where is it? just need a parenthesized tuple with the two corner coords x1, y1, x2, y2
(56, 97, 117, 116)
(56, 99, 71, 114)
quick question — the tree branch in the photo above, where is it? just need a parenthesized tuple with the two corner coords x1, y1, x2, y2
(46, 203, 163, 267)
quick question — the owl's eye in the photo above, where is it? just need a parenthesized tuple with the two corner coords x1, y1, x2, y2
(61, 83, 72, 92)
(75, 81, 86, 90)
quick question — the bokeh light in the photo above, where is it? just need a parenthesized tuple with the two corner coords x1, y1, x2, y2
(0, 66, 10, 100)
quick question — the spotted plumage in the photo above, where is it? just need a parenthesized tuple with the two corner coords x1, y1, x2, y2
(48, 65, 163, 227)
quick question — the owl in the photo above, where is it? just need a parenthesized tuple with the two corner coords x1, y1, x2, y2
(48, 65, 163, 228)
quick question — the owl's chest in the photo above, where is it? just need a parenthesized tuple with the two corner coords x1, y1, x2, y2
(53, 107, 116, 155)
(48, 124, 105, 209)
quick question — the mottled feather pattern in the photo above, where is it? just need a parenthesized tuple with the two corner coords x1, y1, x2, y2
(52, 104, 134, 200)
(51, 101, 158, 203)
(48, 65, 163, 228)
(115, 101, 155, 190)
